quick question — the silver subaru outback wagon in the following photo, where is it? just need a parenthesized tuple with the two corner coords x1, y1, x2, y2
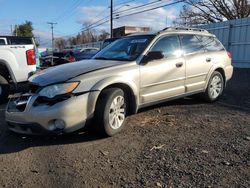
(5, 27, 233, 136)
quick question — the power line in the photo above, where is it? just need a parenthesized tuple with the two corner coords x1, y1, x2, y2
(53, 0, 82, 21)
(81, 0, 183, 31)
(115, 0, 184, 19)
(81, 20, 110, 32)
(81, 3, 133, 32)
(58, 0, 183, 39)
(81, 0, 164, 32)
(79, 3, 133, 33)
(114, 0, 135, 7)
(115, 0, 163, 15)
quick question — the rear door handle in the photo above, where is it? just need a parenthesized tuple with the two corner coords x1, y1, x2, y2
(176, 62, 183, 68)
(206, 57, 211, 62)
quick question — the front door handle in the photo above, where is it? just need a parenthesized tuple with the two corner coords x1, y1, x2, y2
(206, 57, 211, 62)
(176, 62, 183, 68)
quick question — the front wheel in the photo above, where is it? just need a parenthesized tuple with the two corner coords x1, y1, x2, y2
(203, 71, 224, 102)
(95, 88, 127, 136)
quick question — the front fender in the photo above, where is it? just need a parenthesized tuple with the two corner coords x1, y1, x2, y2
(91, 76, 139, 112)
(92, 76, 138, 93)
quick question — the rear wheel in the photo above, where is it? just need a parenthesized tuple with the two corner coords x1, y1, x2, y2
(203, 71, 224, 102)
(95, 88, 127, 136)
(0, 75, 10, 104)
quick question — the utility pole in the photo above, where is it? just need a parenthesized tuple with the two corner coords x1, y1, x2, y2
(15, 25, 18, 36)
(47, 22, 57, 66)
(110, 0, 113, 38)
(10, 25, 13, 35)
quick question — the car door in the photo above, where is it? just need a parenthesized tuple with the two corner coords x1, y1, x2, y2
(139, 35, 186, 105)
(180, 34, 213, 93)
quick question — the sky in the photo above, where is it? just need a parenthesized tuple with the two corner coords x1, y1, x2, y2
(0, 0, 184, 47)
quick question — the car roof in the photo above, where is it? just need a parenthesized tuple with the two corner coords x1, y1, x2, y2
(127, 27, 214, 37)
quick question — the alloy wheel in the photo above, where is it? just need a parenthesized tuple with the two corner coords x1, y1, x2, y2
(209, 75, 222, 99)
(109, 95, 125, 129)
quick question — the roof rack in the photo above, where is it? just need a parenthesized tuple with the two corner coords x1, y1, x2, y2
(161, 27, 209, 33)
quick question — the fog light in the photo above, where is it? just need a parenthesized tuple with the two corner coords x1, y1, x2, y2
(48, 122, 56, 131)
(54, 119, 65, 130)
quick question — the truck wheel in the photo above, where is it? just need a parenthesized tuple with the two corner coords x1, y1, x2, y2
(95, 88, 127, 136)
(203, 71, 224, 102)
(0, 75, 10, 104)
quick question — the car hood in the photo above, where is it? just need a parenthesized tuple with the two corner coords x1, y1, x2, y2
(30, 59, 128, 86)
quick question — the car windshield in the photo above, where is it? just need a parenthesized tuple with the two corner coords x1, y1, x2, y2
(94, 35, 155, 61)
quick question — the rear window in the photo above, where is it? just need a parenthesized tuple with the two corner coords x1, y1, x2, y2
(179, 35, 204, 54)
(8, 37, 33, 45)
(197, 36, 224, 52)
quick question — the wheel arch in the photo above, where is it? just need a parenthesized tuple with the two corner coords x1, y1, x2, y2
(214, 67, 226, 86)
(102, 83, 137, 115)
(205, 66, 226, 89)
(92, 79, 139, 115)
(0, 59, 16, 83)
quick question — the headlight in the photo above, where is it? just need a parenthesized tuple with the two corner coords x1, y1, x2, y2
(39, 82, 79, 98)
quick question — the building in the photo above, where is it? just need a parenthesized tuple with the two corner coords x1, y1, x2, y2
(113, 26, 150, 37)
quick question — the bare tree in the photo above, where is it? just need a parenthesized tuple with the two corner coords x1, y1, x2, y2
(174, 0, 250, 26)
(98, 30, 110, 41)
(55, 38, 66, 50)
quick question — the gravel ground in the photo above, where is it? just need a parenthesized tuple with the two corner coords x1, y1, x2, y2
(0, 68, 249, 188)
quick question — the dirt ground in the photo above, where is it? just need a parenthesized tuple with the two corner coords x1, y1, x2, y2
(0, 69, 249, 188)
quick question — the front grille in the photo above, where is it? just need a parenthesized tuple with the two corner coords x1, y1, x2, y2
(7, 94, 32, 112)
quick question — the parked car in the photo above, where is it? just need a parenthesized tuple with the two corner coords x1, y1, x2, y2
(76, 47, 99, 53)
(74, 48, 99, 61)
(0, 36, 36, 103)
(40, 51, 76, 67)
(6, 27, 233, 136)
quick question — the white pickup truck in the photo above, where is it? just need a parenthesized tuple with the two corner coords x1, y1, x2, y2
(0, 36, 36, 103)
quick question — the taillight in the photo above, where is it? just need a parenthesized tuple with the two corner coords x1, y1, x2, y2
(227, 51, 232, 59)
(69, 56, 76, 62)
(26, 49, 36, 65)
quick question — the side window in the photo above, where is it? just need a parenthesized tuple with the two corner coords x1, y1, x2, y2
(150, 35, 181, 58)
(180, 35, 204, 54)
(0, 39, 6, 45)
(197, 36, 224, 52)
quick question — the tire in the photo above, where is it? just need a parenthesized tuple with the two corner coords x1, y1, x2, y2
(95, 88, 127, 136)
(203, 71, 224, 102)
(0, 75, 10, 104)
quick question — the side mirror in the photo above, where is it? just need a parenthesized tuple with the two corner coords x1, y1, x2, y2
(141, 51, 164, 64)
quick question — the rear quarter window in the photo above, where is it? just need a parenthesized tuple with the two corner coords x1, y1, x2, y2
(197, 36, 224, 52)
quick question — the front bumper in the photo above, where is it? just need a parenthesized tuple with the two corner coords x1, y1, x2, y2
(5, 92, 98, 135)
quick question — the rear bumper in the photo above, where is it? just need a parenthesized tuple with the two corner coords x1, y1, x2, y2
(225, 65, 234, 81)
(5, 92, 98, 135)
